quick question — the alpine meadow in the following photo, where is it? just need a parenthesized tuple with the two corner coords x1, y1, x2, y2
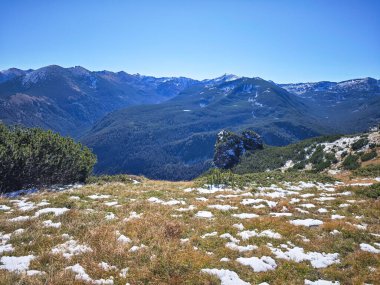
(0, 1, 380, 284)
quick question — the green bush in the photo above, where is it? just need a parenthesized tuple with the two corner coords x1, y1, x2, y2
(355, 183, 380, 199)
(351, 138, 369, 151)
(342, 154, 360, 170)
(360, 150, 377, 162)
(0, 124, 96, 193)
(352, 164, 380, 177)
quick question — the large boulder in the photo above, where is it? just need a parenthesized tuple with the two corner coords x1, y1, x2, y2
(213, 129, 263, 169)
(241, 130, 263, 151)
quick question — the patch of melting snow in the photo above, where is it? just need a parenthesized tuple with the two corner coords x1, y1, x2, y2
(225, 242, 257, 252)
(0, 244, 14, 254)
(236, 256, 277, 272)
(66, 263, 114, 284)
(290, 219, 323, 227)
(270, 212, 293, 217)
(232, 213, 259, 219)
(201, 232, 218, 239)
(129, 244, 147, 252)
(42, 220, 61, 228)
(69, 196, 81, 200)
(119, 267, 129, 278)
(318, 208, 329, 213)
(269, 244, 340, 268)
(177, 205, 196, 212)
(0, 205, 11, 211)
(241, 198, 277, 208)
(207, 204, 238, 211)
(238, 229, 282, 240)
(105, 212, 116, 220)
(0, 255, 35, 272)
(104, 201, 118, 207)
(220, 233, 240, 243)
(147, 197, 185, 206)
(196, 197, 208, 201)
(98, 261, 117, 271)
(34, 207, 69, 217)
(201, 268, 250, 285)
(233, 223, 245, 231)
(299, 203, 315, 208)
(195, 211, 213, 218)
(88, 194, 111, 200)
(52, 240, 93, 258)
(331, 215, 345, 220)
(8, 215, 31, 222)
(216, 192, 253, 199)
(360, 243, 380, 253)
(123, 211, 143, 222)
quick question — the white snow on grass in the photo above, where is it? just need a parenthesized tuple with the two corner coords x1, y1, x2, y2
(318, 208, 329, 213)
(147, 197, 185, 206)
(225, 242, 257, 252)
(0, 205, 11, 211)
(34, 207, 69, 217)
(98, 261, 117, 271)
(331, 215, 345, 220)
(129, 244, 147, 252)
(119, 267, 129, 278)
(236, 256, 277, 272)
(290, 219, 323, 227)
(269, 245, 340, 268)
(360, 243, 380, 253)
(88, 194, 111, 199)
(104, 201, 118, 207)
(8, 216, 31, 222)
(232, 213, 259, 219)
(299, 203, 315, 208)
(207, 204, 238, 211)
(270, 212, 293, 217)
(0, 244, 14, 254)
(66, 263, 114, 284)
(195, 211, 213, 218)
(123, 211, 143, 222)
(238, 229, 282, 240)
(69, 196, 81, 200)
(42, 220, 61, 228)
(105, 212, 116, 220)
(177, 205, 196, 212)
(201, 232, 218, 239)
(201, 268, 250, 285)
(0, 255, 35, 272)
(241, 198, 277, 208)
(12, 199, 35, 211)
(51, 240, 93, 258)
(220, 233, 240, 243)
(305, 279, 340, 285)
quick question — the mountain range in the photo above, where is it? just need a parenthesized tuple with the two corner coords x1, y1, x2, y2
(1, 65, 379, 179)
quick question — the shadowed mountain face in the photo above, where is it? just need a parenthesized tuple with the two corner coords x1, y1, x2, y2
(0, 65, 197, 137)
(1, 65, 379, 180)
(82, 76, 350, 180)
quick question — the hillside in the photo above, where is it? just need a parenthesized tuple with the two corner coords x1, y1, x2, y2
(281, 78, 380, 133)
(234, 129, 380, 175)
(0, 66, 197, 137)
(0, 167, 379, 284)
(82, 77, 380, 180)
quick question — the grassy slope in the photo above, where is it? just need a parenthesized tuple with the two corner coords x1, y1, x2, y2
(0, 171, 379, 284)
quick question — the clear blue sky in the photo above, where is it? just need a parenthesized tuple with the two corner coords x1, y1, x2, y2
(0, 0, 379, 83)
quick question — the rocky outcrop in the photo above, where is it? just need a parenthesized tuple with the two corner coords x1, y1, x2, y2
(213, 130, 263, 169)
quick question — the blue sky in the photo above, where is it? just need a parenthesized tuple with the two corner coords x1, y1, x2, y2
(0, 0, 379, 83)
